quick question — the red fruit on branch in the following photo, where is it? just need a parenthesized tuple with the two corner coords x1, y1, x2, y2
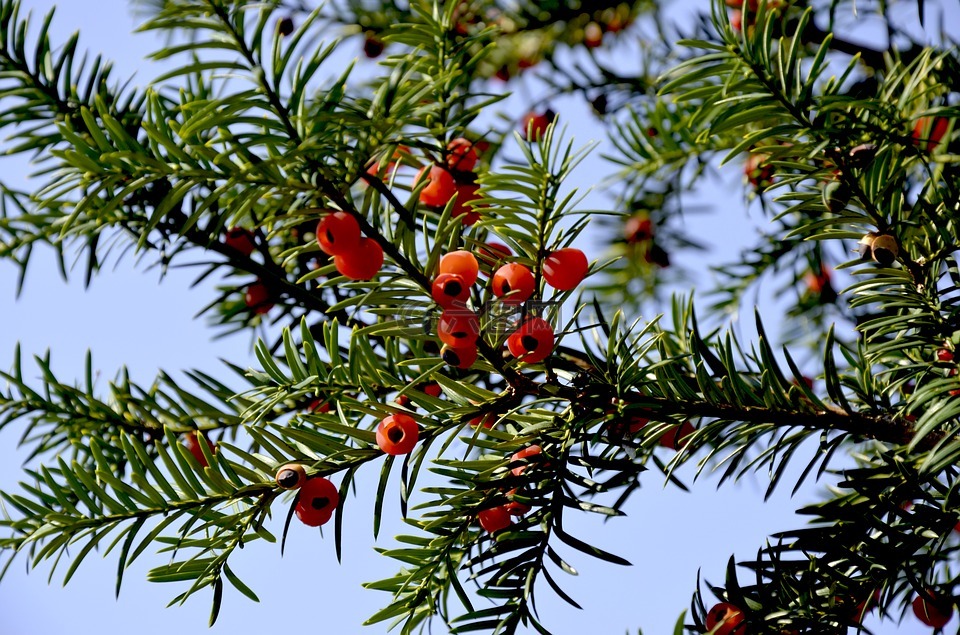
(224, 227, 256, 256)
(705, 602, 746, 635)
(295, 477, 340, 526)
(492, 263, 535, 304)
(478, 505, 512, 533)
(477, 242, 512, 267)
(245, 280, 274, 315)
(441, 343, 477, 369)
(504, 488, 531, 516)
(432, 273, 471, 308)
(416, 164, 457, 208)
(452, 182, 482, 225)
(913, 593, 953, 628)
(625, 215, 653, 244)
(937, 349, 954, 362)
(510, 445, 542, 476)
(912, 116, 950, 152)
(183, 431, 215, 467)
(438, 308, 480, 347)
(446, 137, 479, 171)
(469, 413, 496, 429)
(316, 212, 361, 256)
(521, 110, 555, 141)
(333, 237, 384, 280)
(376, 413, 419, 455)
(439, 250, 479, 286)
(542, 248, 589, 291)
(507, 317, 554, 364)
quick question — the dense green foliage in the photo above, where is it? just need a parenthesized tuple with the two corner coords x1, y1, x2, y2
(0, 0, 958, 632)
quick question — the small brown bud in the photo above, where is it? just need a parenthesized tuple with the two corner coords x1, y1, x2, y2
(870, 234, 898, 266)
(276, 463, 307, 490)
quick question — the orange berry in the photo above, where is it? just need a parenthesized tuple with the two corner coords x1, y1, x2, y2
(507, 317, 554, 364)
(478, 505, 512, 533)
(913, 593, 953, 628)
(492, 263, 535, 304)
(316, 211, 361, 256)
(245, 280, 274, 314)
(376, 413, 419, 455)
(224, 227, 256, 256)
(416, 164, 457, 208)
(441, 343, 478, 369)
(705, 602, 746, 635)
(334, 237, 383, 280)
(542, 248, 589, 291)
(446, 137, 479, 171)
(295, 477, 339, 526)
(439, 251, 479, 286)
(432, 273, 471, 308)
(275, 463, 307, 490)
(438, 308, 480, 347)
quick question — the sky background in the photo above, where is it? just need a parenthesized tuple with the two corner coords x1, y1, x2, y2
(0, 0, 953, 634)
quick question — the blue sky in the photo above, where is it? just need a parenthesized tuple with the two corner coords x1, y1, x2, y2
(0, 1, 945, 633)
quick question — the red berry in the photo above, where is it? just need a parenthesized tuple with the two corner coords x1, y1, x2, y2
(307, 398, 331, 413)
(416, 164, 457, 208)
(477, 242, 512, 267)
(452, 182, 482, 225)
(447, 137, 479, 171)
(492, 263, 535, 304)
(507, 317, 554, 364)
(245, 280, 274, 314)
(316, 212, 361, 256)
(224, 227, 256, 256)
(913, 117, 950, 153)
(745, 153, 773, 188)
(439, 251, 480, 286)
(542, 248, 589, 291)
(396, 394, 412, 407)
(376, 413, 419, 455)
(478, 505, 512, 533)
(583, 21, 603, 48)
(423, 383, 442, 398)
(729, 9, 743, 31)
(469, 413, 496, 429)
(295, 477, 340, 526)
(334, 237, 384, 280)
(183, 431, 215, 467)
(913, 593, 953, 628)
(504, 488, 531, 516)
(705, 602, 746, 635)
(441, 344, 477, 369)
(438, 308, 480, 347)
(628, 416, 648, 434)
(510, 445, 542, 477)
(937, 349, 954, 362)
(521, 110, 555, 141)
(659, 420, 695, 450)
(625, 216, 653, 244)
(432, 273, 471, 308)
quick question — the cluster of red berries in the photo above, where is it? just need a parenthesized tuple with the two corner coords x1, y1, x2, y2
(316, 211, 384, 280)
(430, 246, 590, 368)
(415, 138, 485, 225)
(607, 409, 695, 451)
(479, 445, 544, 534)
(275, 464, 341, 527)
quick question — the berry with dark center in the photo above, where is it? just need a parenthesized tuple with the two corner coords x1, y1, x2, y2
(705, 602, 746, 635)
(446, 137, 479, 172)
(478, 505, 512, 533)
(438, 308, 480, 347)
(913, 593, 953, 628)
(184, 431, 215, 467)
(432, 273, 471, 308)
(543, 248, 589, 291)
(510, 445, 542, 477)
(363, 32, 384, 58)
(492, 263, 535, 304)
(316, 212, 361, 256)
(245, 280, 274, 315)
(416, 164, 457, 208)
(439, 250, 479, 286)
(333, 237, 384, 280)
(295, 477, 339, 526)
(441, 343, 477, 369)
(224, 227, 256, 256)
(521, 109, 555, 141)
(376, 413, 419, 455)
(507, 317, 554, 364)
(275, 463, 307, 490)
